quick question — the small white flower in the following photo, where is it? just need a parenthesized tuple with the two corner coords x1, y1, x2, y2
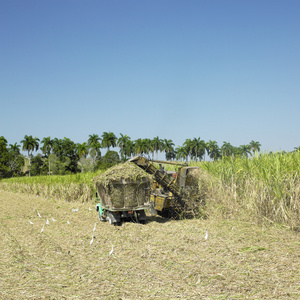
(29, 219, 34, 225)
(37, 211, 42, 218)
(67, 221, 70, 225)
(93, 223, 96, 232)
(52, 217, 56, 222)
(90, 235, 94, 245)
(46, 219, 50, 225)
(89, 207, 92, 211)
(205, 230, 208, 240)
(41, 225, 44, 233)
(72, 208, 78, 212)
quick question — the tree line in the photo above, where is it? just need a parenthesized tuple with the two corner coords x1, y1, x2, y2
(0, 133, 266, 178)
(5, 132, 300, 178)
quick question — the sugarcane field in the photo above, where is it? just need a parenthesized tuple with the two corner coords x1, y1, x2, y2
(2, 1, 300, 298)
(0, 152, 299, 299)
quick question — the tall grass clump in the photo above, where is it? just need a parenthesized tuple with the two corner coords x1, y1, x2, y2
(0, 170, 105, 202)
(199, 151, 300, 229)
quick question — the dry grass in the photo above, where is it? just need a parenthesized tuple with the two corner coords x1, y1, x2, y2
(0, 191, 299, 299)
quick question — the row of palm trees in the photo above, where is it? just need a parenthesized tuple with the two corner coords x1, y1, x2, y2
(19, 133, 262, 164)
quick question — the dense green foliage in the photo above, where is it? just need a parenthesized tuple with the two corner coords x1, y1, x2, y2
(0, 136, 24, 177)
(1, 133, 299, 179)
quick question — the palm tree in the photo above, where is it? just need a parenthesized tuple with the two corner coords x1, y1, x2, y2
(207, 140, 221, 160)
(221, 141, 234, 157)
(183, 138, 193, 162)
(166, 148, 177, 161)
(238, 144, 251, 158)
(88, 134, 101, 151)
(101, 132, 117, 152)
(117, 134, 131, 160)
(145, 138, 154, 159)
(191, 137, 206, 161)
(124, 139, 134, 158)
(76, 142, 89, 159)
(88, 134, 101, 170)
(87, 134, 101, 157)
(41, 137, 53, 175)
(176, 146, 188, 162)
(162, 139, 175, 161)
(20, 135, 40, 176)
(152, 136, 163, 160)
(134, 139, 150, 156)
(41, 137, 53, 157)
(249, 140, 261, 155)
(9, 143, 21, 154)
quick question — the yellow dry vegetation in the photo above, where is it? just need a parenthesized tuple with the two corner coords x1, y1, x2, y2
(0, 190, 299, 299)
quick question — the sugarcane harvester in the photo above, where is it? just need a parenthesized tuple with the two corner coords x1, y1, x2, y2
(94, 156, 201, 225)
(128, 156, 200, 217)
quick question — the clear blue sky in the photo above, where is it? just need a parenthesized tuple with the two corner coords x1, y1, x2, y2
(1, 0, 299, 152)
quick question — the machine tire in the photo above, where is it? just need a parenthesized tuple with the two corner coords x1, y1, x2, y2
(157, 208, 171, 218)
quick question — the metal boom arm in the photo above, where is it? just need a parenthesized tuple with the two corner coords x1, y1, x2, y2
(128, 156, 181, 197)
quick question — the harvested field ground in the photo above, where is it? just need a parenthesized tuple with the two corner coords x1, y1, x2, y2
(0, 191, 299, 299)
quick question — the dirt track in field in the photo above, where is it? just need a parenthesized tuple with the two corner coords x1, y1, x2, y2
(0, 190, 299, 299)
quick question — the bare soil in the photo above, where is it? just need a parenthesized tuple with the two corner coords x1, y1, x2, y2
(0, 191, 299, 299)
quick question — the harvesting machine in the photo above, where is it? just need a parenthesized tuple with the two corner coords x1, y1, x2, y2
(95, 156, 201, 225)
